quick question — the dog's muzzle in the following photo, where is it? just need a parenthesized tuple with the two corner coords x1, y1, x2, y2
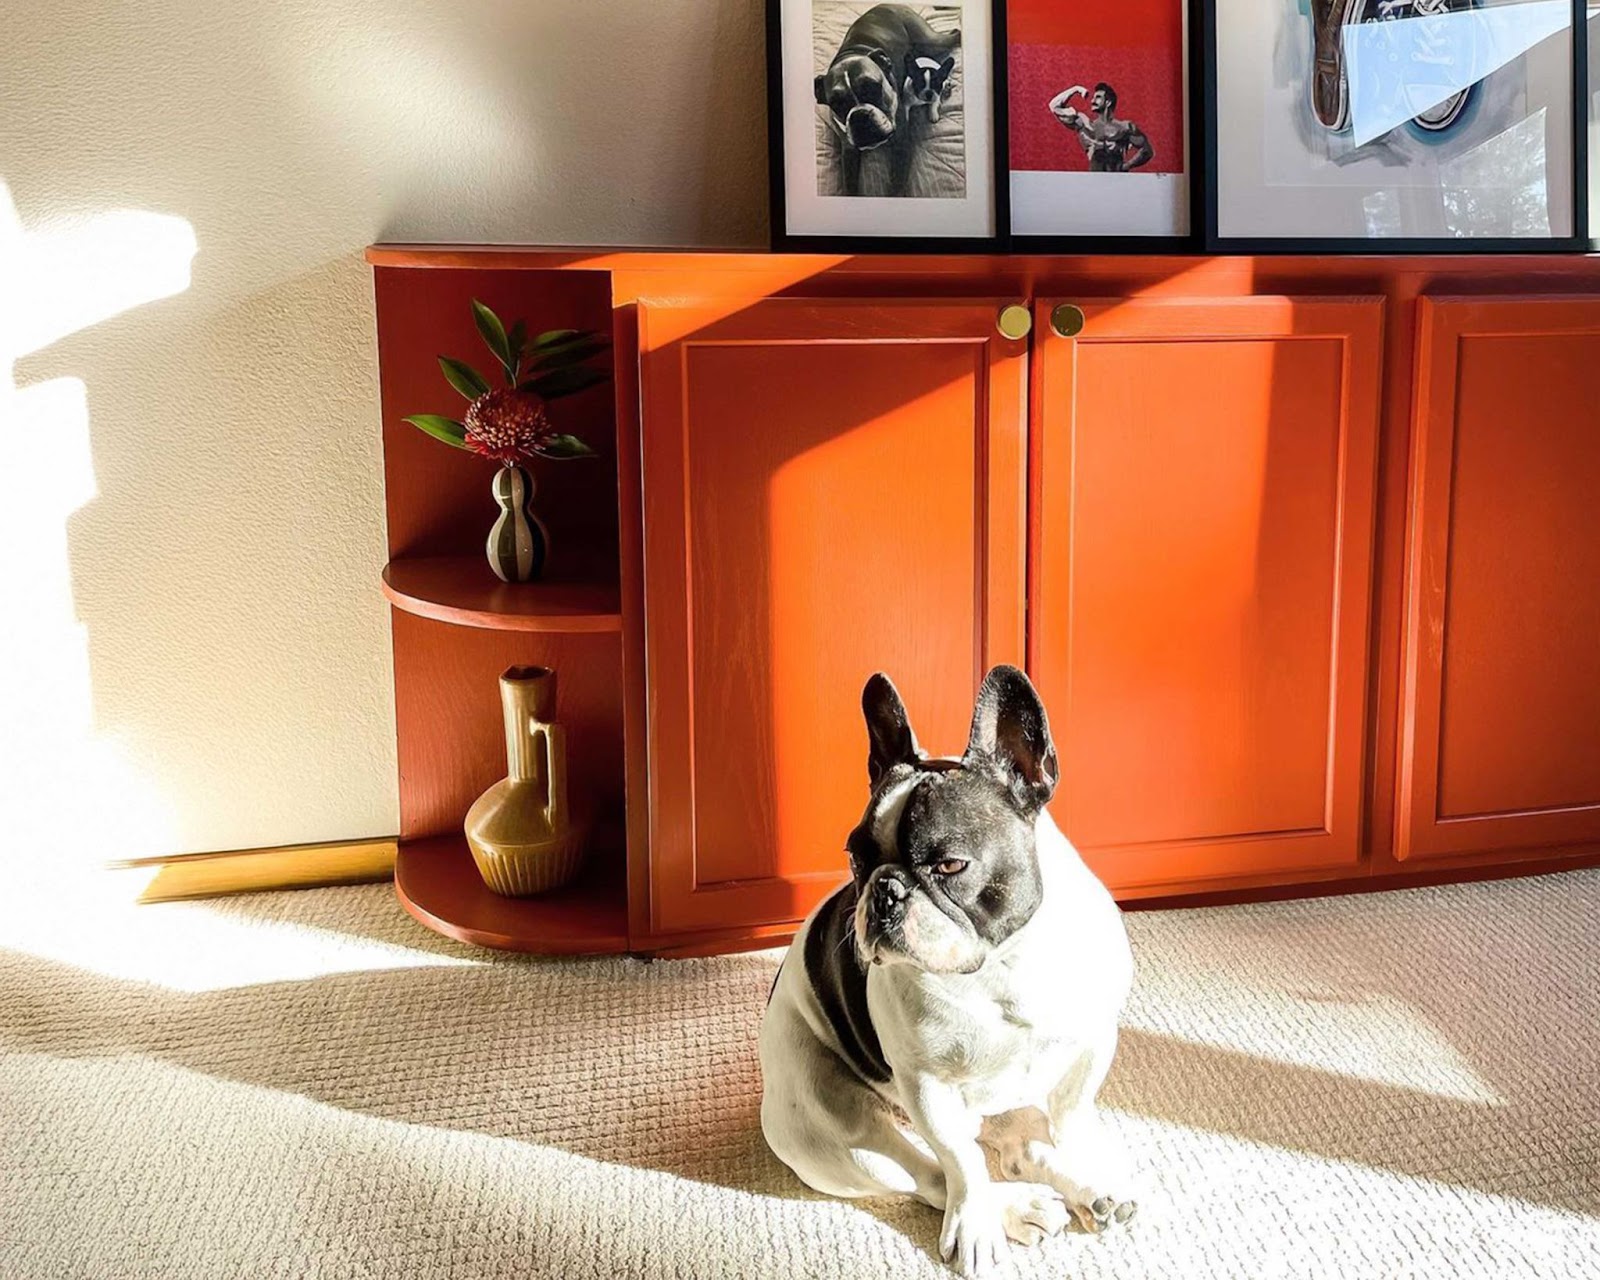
(871, 872, 909, 922)
(861, 870, 911, 963)
(846, 105, 894, 149)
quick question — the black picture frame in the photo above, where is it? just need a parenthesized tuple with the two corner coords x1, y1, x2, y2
(1001, 0, 1203, 253)
(1199, 0, 1590, 254)
(767, 0, 1010, 253)
(1584, 0, 1597, 249)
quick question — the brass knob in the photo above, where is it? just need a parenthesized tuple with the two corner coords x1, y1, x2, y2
(1050, 304, 1086, 338)
(996, 303, 1032, 340)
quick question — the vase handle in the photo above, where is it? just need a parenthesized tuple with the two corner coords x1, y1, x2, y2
(534, 720, 567, 832)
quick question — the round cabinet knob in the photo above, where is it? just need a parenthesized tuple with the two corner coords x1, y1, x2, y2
(996, 304, 1032, 340)
(1050, 304, 1086, 338)
(1049, 304, 1086, 338)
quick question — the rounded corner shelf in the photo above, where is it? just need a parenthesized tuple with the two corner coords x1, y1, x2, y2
(382, 556, 622, 633)
(395, 834, 629, 954)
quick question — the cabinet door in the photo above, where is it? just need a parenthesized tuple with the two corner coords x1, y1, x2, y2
(1397, 297, 1600, 862)
(1032, 297, 1383, 893)
(639, 298, 1027, 934)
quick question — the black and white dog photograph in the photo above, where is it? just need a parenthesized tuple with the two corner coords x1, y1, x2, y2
(811, 2, 966, 199)
(772, 0, 996, 241)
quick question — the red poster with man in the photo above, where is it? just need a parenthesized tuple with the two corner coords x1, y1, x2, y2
(1007, 0, 1187, 237)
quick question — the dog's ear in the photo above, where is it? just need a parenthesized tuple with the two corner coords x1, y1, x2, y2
(814, 72, 827, 105)
(934, 54, 956, 89)
(863, 673, 921, 785)
(964, 665, 1059, 810)
(870, 49, 895, 81)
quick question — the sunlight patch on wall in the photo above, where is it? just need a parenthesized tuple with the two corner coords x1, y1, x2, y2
(0, 185, 198, 360)
(0, 181, 198, 878)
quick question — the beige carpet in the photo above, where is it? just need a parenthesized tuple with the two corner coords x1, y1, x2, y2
(1, 865, 1597, 1279)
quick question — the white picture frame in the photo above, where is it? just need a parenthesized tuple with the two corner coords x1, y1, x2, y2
(770, 0, 998, 245)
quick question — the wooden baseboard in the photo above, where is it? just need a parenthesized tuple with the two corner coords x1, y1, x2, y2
(108, 838, 398, 904)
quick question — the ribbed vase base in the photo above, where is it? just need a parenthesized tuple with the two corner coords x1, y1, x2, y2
(468, 836, 586, 897)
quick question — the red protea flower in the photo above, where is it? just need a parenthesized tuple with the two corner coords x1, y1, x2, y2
(402, 300, 607, 463)
(462, 388, 556, 465)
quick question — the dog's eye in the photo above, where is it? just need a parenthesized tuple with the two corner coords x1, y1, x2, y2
(932, 859, 968, 876)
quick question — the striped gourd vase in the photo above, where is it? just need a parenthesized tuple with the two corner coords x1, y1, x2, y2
(487, 464, 549, 583)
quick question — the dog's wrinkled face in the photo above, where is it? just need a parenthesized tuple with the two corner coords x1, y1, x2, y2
(849, 666, 1059, 975)
(815, 52, 900, 151)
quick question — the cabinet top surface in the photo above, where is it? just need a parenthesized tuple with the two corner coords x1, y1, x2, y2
(366, 243, 1600, 276)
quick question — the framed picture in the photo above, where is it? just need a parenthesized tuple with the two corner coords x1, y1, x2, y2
(1587, 0, 1598, 245)
(767, 0, 1001, 249)
(1203, 0, 1587, 250)
(1005, 0, 1193, 246)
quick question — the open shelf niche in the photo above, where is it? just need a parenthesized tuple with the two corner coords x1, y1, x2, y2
(373, 263, 632, 953)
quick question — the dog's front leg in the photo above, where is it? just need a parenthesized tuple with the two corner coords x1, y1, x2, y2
(888, 132, 914, 197)
(841, 144, 863, 196)
(1036, 1033, 1138, 1232)
(904, 1080, 1004, 1277)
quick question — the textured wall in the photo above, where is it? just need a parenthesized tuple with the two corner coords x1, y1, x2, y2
(0, 0, 768, 860)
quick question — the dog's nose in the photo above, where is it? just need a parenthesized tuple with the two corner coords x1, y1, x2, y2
(874, 875, 909, 912)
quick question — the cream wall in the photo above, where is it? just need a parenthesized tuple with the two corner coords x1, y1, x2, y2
(0, 0, 768, 862)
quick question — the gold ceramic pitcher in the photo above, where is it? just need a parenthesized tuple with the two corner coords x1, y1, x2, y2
(464, 665, 585, 896)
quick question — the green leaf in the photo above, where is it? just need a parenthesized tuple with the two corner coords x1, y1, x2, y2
(402, 414, 469, 449)
(520, 366, 609, 400)
(530, 327, 582, 350)
(505, 320, 527, 383)
(534, 433, 597, 459)
(471, 299, 515, 382)
(533, 329, 604, 357)
(437, 357, 490, 401)
(528, 339, 609, 372)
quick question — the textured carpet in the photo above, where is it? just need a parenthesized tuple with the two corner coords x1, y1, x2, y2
(2, 866, 1597, 1279)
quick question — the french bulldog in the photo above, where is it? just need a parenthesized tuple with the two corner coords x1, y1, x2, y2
(814, 3, 961, 196)
(905, 54, 957, 124)
(760, 666, 1137, 1276)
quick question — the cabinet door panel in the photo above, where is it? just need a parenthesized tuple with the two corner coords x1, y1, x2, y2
(1032, 297, 1383, 892)
(1398, 298, 1600, 860)
(640, 299, 1026, 934)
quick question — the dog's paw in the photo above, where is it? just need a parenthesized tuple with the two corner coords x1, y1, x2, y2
(1021, 1137, 1139, 1235)
(993, 1181, 1069, 1247)
(939, 1189, 1008, 1277)
(1070, 1191, 1138, 1234)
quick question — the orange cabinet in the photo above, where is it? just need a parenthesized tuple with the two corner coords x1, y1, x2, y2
(370, 249, 1600, 956)
(636, 299, 1028, 935)
(1397, 297, 1600, 862)
(1030, 297, 1384, 894)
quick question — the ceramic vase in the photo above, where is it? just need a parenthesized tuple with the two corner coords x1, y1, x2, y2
(487, 465, 549, 583)
(464, 666, 586, 896)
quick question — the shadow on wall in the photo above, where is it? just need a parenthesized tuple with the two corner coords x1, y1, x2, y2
(2, 180, 397, 865)
(0, 184, 198, 866)
(0, 0, 770, 868)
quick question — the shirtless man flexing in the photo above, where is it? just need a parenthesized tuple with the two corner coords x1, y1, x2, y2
(1048, 82, 1153, 172)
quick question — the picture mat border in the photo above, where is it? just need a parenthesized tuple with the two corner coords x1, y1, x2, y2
(767, 0, 1007, 251)
(1199, 0, 1590, 254)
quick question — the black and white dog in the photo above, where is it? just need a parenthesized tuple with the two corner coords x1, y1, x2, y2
(814, 2, 961, 195)
(760, 666, 1136, 1276)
